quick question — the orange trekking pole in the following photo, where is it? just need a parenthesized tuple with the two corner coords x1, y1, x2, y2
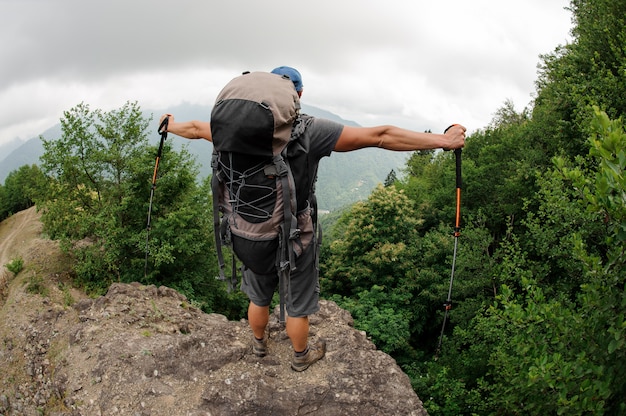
(144, 116, 169, 277)
(436, 125, 462, 356)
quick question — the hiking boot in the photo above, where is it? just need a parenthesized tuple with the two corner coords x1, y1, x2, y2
(291, 338, 326, 372)
(252, 333, 268, 357)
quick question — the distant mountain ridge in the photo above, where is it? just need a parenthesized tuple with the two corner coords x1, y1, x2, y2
(0, 103, 408, 211)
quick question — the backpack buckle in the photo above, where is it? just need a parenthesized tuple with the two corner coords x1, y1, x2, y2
(264, 164, 278, 177)
(270, 156, 289, 177)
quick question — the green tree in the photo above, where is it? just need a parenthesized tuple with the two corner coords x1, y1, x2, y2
(37, 102, 238, 316)
(321, 185, 423, 354)
(0, 185, 4, 219)
(533, 0, 626, 159)
(322, 184, 422, 296)
(0, 164, 47, 221)
(383, 169, 397, 187)
(459, 106, 547, 243)
(450, 109, 626, 415)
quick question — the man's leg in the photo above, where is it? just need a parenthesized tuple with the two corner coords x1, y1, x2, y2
(286, 315, 309, 352)
(248, 301, 269, 339)
(285, 239, 326, 371)
(288, 314, 326, 372)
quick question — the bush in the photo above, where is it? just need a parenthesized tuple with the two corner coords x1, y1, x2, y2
(5, 256, 24, 275)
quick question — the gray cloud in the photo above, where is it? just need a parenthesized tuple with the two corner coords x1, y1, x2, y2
(0, 0, 572, 145)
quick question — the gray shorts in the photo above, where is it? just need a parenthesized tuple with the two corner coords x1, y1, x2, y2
(239, 239, 320, 318)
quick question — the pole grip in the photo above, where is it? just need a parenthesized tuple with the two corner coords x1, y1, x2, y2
(155, 116, 169, 160)
(158, 116, 169, 136)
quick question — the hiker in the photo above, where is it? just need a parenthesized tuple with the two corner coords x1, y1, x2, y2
(160, 67, 466, 371)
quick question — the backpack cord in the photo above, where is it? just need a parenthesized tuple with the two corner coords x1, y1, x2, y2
(230, 162, 275, 221)
(227, 153, 239, 290)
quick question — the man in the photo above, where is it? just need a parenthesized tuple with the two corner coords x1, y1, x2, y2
(161, 67, 466, 371)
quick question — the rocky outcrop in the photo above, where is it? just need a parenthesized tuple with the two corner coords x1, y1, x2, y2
(1, 281, 427, 415)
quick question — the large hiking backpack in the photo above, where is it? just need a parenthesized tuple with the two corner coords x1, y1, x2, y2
(210, 71, 318, 323)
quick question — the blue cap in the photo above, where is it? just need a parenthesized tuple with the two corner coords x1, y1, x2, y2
(271, 66, 303, 92)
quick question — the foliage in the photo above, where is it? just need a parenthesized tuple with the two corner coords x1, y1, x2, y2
(533, 0, 626, 158)
(560, 108, 626, 412)
(409, 361, 484, 416)
(322, 185, 423, 355)
(482, 283, 613, 415)
(317, 148, 407, 211)
(518, 163, 604, 294)
(398, 149, 455, 232)
(322, 184, 422, 296)
(0, 164, 47, 221)
(25, 273, 49, 297)
(318, 1, 626, 413)
(323, 183, 494, 362)
(583, 107, 626, 265)
(334, 285, 412, 354)
(430, 109, 626, 415)
(5, 256, 24, 275)
(37, 102, 242, 318)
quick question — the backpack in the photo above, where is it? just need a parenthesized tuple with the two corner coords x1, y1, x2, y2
(210, 71, 318, 323)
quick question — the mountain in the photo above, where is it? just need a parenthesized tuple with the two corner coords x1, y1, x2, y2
(0, 137, 27, 158)
(0, 124, 61, 182)
(0, 104, 408, 211)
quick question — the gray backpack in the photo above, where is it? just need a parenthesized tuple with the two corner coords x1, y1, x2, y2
(210, 71, 317, 322)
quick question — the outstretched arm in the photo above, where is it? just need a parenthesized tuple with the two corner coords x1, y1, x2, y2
(159, 114, 212, 142)
(334, 124, 466, 152)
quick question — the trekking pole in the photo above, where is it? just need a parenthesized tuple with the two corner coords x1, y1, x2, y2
(436, 125, 462, 357)
(144, 116, 169, 277)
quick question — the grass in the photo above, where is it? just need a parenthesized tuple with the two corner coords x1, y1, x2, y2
(58, 282, 75, 307)
(25, 272, 49, 297)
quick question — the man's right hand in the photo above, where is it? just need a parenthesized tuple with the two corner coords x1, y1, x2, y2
(443, 124, 466, 150)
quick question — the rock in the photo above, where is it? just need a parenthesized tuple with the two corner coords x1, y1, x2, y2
(1, 282, 428, 415)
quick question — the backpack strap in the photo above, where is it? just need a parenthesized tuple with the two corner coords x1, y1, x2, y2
(309, 167, 322, 262)
(274, 117, 307, 323)
(212, 152, 239, 291)
(268, 153, 298, 323)
(211, 152, 228, 285)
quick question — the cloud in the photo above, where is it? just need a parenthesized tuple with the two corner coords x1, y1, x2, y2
(0, 0, 572, 145)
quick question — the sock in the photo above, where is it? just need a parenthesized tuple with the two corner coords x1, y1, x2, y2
(255, 336, 264, 342)
(294, 346, 309, 357)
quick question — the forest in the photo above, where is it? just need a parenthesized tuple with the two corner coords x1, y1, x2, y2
(0, 0, 624, 414)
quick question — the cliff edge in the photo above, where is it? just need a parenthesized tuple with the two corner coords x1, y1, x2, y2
(0, 208, 428, 415)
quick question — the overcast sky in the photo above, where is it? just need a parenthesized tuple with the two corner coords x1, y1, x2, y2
(0, 0, 573, 147)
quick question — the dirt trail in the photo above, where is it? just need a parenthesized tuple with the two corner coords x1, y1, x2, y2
(0, 206, 42, 283)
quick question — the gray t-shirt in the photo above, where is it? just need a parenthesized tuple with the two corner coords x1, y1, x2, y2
(302, 115, 344, 160)
(286, 115, 344, 212)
